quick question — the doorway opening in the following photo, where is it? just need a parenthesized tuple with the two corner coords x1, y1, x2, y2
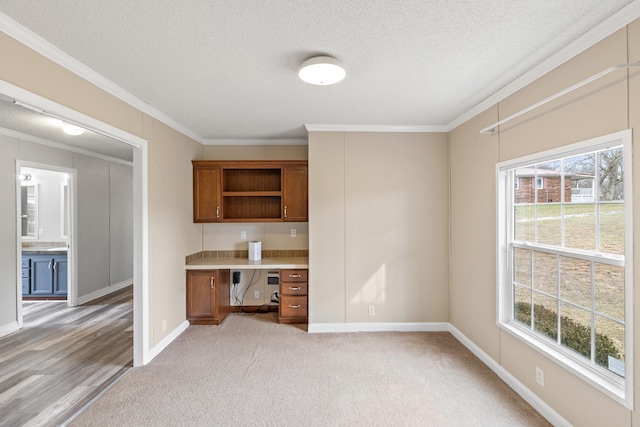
(18, 165, 74, 308)
(1, 79, 149, 367)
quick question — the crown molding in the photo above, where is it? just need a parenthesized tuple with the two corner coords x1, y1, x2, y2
(304, 124, 448, 133)
(0, 126, 133, 166)
(0, 12, 204, 144)
(203, 138, 308, 146)
(447, 1, 640, 131)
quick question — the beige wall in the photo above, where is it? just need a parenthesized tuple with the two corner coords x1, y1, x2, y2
(450, 23, 638, 426)
(0, 32, 203, 350)
(309, 131, 449, 325)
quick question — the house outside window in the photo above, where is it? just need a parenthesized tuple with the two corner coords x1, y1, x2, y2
(497, 130, 633, 408)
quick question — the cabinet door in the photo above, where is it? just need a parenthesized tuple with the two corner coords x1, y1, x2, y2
(193, 166, 221, 223)
(186, 270, 217, 319)
(214, 269, 230, 322)
(283, 166, 308, 222)
(31, 256, 54, 295)
(21, 257, 31, 295)
(53, 257, 68, 295)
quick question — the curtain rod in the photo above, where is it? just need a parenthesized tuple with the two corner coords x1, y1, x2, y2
(480, 61, 640, 134)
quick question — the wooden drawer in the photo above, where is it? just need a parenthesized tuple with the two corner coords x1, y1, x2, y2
(281, 269, 307, 283)
(280, 295, 308, 318)
(281, 282, 307, 296)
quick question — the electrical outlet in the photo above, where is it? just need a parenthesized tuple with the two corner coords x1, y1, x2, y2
(240, 230, 246, 240)
(291, 228, 297, 237)
(162, 319, 167, 331)
(254, 290, 260, 299)
(536, 366, 544, 386)
(368, 305, 375, 316)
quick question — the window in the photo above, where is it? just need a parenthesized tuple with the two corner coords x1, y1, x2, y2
(497, 130, 633, 408)
(514, 177, 520, 190)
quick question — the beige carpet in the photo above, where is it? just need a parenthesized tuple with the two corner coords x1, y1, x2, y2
(68, 313, 550, 426)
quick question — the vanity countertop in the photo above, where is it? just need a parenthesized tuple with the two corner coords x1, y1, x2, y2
(186, 257, 308, 270)
(22, 247, 68, 255)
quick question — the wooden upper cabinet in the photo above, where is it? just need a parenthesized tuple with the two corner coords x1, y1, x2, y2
(193, 165, 221, 222)
(192, 160, 307, 223)
(283, 166, 308, 222)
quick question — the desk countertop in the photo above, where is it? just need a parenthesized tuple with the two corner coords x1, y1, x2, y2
(185, 257, 308, 270)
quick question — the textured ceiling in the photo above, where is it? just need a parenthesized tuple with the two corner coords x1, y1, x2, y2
(0, 0, 634, 143)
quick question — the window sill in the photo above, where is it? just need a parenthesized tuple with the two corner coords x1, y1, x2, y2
(499, 320, 632, 410)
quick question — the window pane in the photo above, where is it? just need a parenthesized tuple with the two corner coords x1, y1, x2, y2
(514, 285, 532, 327)
(514, 167, 536, 204)
(560, 303, 591, 359)
(598, 147, 624, 202)
(536, 204, 561, 246)
(564, 203, 596, 251)
(599, 203, 624, 255)
(560, 256, 591, 309)
(536, 161, 561, 202)
(513, 248, 531, 287)
(594, 263, 624, 321)
(514, 204, 535, 242)
(565, 153, 595, 203)
(532, 251, 556, 296)
(595, 316, 625, 376)
(534, 293, 558, 341)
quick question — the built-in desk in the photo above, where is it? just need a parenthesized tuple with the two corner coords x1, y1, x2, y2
(185, 257, 309, 325)
(185, 257, 308, 270)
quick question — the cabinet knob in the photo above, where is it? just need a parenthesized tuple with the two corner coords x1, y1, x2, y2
(216, 207, 220, 218)
(288, 304, 301, 309)
(284, 205, 287, 218)
(48, 261, 53, 271)
(210, 276, 215, 289)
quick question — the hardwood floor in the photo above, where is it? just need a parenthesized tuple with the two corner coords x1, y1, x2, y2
(0, 286, 133, 427)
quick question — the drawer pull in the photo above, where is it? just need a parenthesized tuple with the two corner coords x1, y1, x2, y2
(288, 286, 301, 291)
(288, 304, 301, 309)
(289, 274, 301, 278)
(210, 277, 215, 289)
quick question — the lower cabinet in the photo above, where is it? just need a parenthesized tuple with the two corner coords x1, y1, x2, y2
(22, 254, 67, 297)
(278, 269, 308, 324)
(186, 269, 230, 325)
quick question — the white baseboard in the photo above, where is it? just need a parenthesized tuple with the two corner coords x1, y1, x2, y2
(308, 322, 450, 333)
(447, 324, 571, 427)
(145, 320, 190, 364)
(0, 321, 19, 338)
(76, 279, 133, 305)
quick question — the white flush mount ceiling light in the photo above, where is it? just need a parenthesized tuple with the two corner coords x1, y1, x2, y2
(62, 124, 85, 136)
(13, 100, 86, 136)
(299, 56, 345, 85)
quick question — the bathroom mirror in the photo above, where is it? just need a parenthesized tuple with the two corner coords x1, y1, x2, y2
(21, 184, 38, 238)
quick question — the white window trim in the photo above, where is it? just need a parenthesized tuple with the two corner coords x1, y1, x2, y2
(496, 129, 633, 409)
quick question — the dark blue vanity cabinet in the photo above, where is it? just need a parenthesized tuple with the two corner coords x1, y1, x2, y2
(21, 253, 67, 297)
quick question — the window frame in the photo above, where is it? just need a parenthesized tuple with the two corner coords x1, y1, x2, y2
(496, 129, 633, 409)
